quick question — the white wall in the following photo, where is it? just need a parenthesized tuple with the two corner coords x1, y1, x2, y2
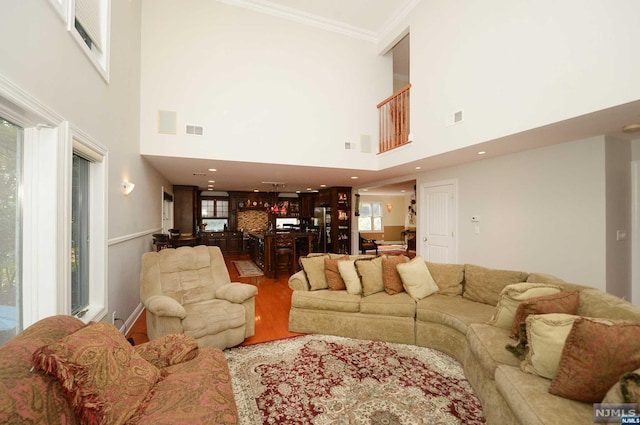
(417, 137, 608, 289)
(139, 0, 390, 170)
(1, 1, 169, 325)
(377, 0, 640, 170)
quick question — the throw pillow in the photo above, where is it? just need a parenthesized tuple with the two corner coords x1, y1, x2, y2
(463, 264, 529, 306)
(549, 318, 640, 402)
(133, 333, 199, 369)
(520, 313, 579, 379)
(426, 262, 465, 296)
(355, 256, 385, 297)
(396, 256, 439, 300)
(300, 255, 329, 290)
(603, 368, 640, 405)
(510, 290, 580, 339)
(32, 322, 163, 425)
(489, 282, 562, 330)
(381, 255, 409, 295)
(325, 256, 349, 290)
(337, 260, 362, 295)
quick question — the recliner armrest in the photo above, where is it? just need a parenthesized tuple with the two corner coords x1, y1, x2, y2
(216, 283, 257, 303)
(145, 295, 187, 318)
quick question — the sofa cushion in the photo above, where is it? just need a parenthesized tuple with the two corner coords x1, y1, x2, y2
(510, 290, 580, 338)
(463, 264, 529, 306)
(381, 255, 409, 295)
(495, 365, 593, 425)
(359, 291, 416, 317)
(397, 256, 439, 300)
(525, 272, 565, 285)
(521, 313, 579, 379)
(32, 321, 163, 425)
(355, 256, 385, 296)
(324, 256, 349, 290)
(466, 323, 521, 380)
(489, 282, 562, 329)
(549, 317, 640, 402)
(577, 288, 640, 322)
(182, 299, 246, 338)
(337, 260, 362, 295)
(137, 347, 238, 424)
(291, 290, 361, 313)
(426, 262, 464, 296)
(300, 255, 330, 290)
(416, 295, 495, 335)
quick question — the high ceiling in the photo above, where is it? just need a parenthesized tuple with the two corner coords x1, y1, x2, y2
(143, 0, 640, 196)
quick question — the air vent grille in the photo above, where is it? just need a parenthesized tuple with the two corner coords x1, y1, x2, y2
(186, 124, 204, 136)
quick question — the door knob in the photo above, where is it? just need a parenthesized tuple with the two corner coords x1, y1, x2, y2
(423, 237, 428, 241)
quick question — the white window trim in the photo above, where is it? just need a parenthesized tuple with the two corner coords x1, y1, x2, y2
(65, 125, 109, 323)
(0, 74, 109, 327)
(65, 0, 111, 82)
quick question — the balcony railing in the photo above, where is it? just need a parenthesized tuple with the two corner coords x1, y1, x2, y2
(377, 83, 411, 153)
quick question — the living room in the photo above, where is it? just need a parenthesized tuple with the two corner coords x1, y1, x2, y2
(1, 0, 639, 370)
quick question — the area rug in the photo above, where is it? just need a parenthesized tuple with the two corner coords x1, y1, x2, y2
(224, 334, 485, 424)
(233, 260, 264, 277)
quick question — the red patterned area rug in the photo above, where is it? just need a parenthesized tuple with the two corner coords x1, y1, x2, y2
(224, 334, 485, 424)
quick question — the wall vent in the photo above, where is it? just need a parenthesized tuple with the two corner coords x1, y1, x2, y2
(186, 124, 204, 135)
(446, 110, 464, 127)
(345, 141, 357, 150)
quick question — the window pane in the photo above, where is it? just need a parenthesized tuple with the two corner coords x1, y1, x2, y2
(373, 217, 382, 231)
(215, 200, 228, 217)
(0, 118, 21, 344)
(358, 217, 372, 231)
(372, 202, 382, 217)
(201, 199, 214, 218)
(359, 202, 371, 217)
(72, 155, 90, 315)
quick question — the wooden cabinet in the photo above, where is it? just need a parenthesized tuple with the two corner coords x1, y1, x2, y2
(173, 185, 199, 236)
(316, 187, 351, 254)
(299, 193, 315, 218)
(203, 231, 245, 254)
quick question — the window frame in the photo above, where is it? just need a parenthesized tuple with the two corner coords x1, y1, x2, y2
(358, 201, 383, 231)
(66, 0, 112, 82)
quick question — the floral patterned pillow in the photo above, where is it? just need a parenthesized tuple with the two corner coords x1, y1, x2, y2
(32, 321, 164, 425)
(134, 333, 199, 369)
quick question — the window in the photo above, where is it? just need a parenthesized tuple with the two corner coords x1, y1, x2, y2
(201, 198, 229, 231)
(71, 154, 89, 316)
(69, 0, 111, 80)
(358, 202, 382, 231)
(0, 118, 22, 344)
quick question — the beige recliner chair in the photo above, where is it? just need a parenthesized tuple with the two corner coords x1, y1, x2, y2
(140, 245, 257, 349)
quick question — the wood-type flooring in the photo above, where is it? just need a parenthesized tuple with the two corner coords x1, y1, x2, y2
(126, 254, 302, 347)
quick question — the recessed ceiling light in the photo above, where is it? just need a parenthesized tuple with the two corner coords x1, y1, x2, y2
(362, 189, 368, 192)
(208, 168, 217, 172)
(477, 151, 486, 155)
(415, 166, 421, 170)
(351, 176, 359, 180)
(401, 190, 406, 193)
(208, 180, 215, 183)
(253, 189, 259, 192)
(623, 123, 640, 133)
(320, 184, 326, 187)
(306, 187, 313, 191)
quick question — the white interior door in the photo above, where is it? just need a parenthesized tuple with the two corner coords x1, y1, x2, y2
(420, 181, 457, 263)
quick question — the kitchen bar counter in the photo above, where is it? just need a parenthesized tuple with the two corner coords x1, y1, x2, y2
(247, 231, 315, 278)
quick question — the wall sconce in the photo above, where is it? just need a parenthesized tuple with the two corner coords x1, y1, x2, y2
(122, 181, 135, 196)
(386, 203, 393, 213)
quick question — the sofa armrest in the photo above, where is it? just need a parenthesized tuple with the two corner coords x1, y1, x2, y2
(288, 270, 310, 291)
(216, 283, 257, 304)
(145, 295, 187, 318)
(134, 333, 199, 368)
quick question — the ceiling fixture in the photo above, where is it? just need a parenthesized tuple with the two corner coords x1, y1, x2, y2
(415, 166, 421, 170)
(623, 123, 640, 133)
(477, 151, 487, 155)
(208, 168, 217, 172)
(122, 181, 135, 196)
(351, 176, 359, 180)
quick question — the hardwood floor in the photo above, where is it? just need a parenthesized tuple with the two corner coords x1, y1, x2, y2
(126, 254, 302, 347)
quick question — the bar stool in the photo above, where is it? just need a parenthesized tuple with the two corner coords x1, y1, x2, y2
(274, 231, 296, 278)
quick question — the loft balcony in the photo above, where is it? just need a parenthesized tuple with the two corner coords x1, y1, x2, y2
(377, 83, 411, 153)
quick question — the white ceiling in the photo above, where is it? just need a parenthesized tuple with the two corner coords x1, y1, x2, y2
(143, 1, 640, 196)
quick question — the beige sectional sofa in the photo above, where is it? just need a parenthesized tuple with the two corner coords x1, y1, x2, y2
(288, 254, 640, 425)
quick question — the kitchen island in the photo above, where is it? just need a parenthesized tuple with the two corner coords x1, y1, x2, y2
(247, 231, 315, 278)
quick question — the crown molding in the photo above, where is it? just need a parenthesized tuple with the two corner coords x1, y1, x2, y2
(377, 0, 421, 45)
(217, 0, 378, 42)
